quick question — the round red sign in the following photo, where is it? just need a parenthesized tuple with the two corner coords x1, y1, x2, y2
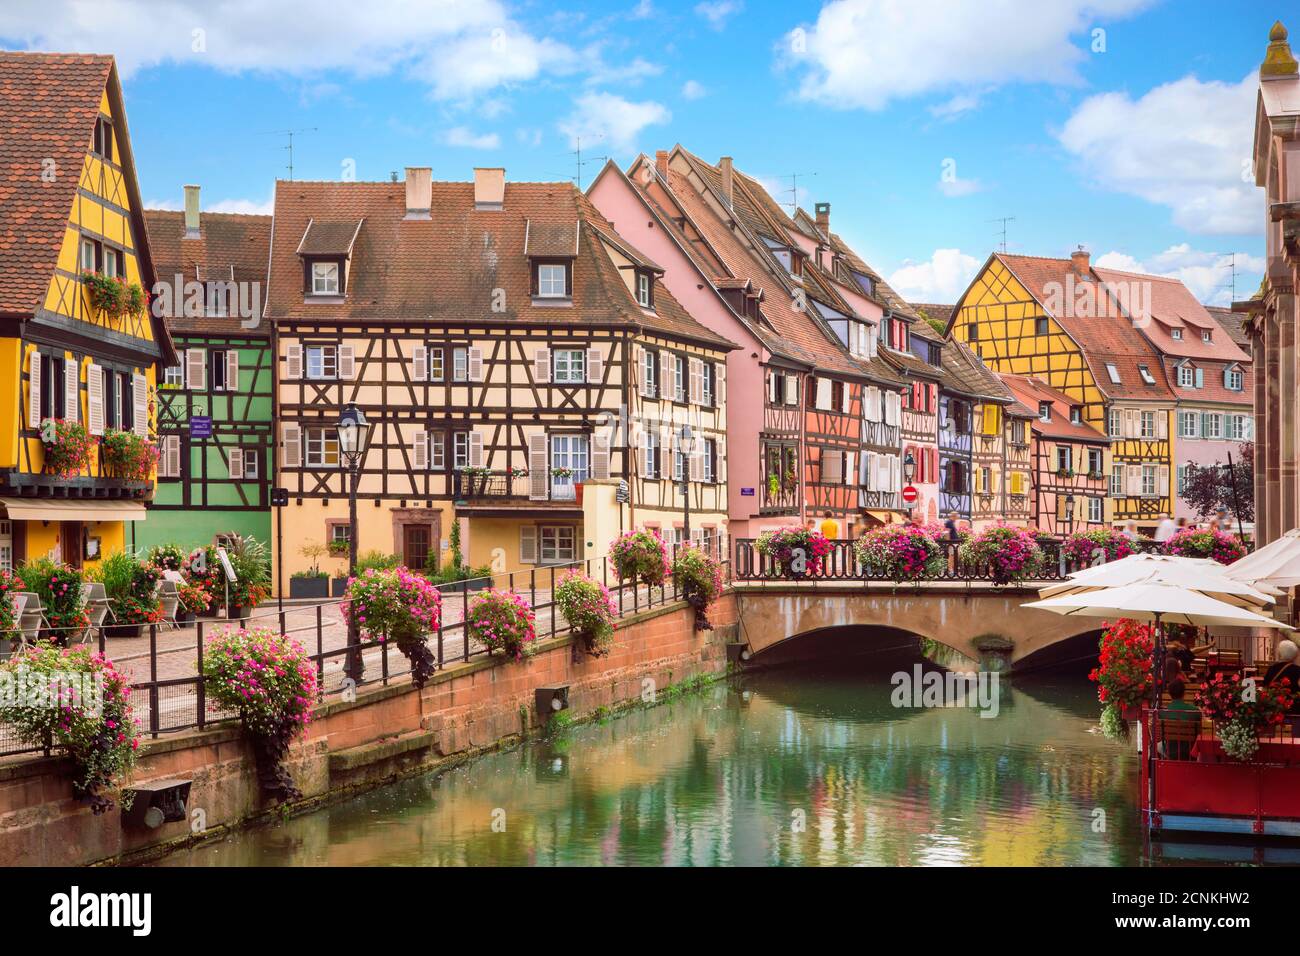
(901, 485, 919, 504)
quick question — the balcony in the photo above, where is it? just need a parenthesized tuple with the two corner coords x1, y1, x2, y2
(451, 469, 586, 507)
(761, 476, 799, 514)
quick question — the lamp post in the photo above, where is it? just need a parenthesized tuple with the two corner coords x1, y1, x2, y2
(336, 403, 371, 682)
(903, 451, 916, 517)
(1065, 492, 1076, 536)
(679, 423, 695, 543)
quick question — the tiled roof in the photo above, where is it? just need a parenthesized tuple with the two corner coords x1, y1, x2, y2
(999, 373, 1110, 443)
(943, 337, 1015, 401)
(995, 253, 1176, 402)
(263, 178, 736, 351)
(0, 52, 113, 315)
(144, 209, 272, 335)
(1163, 355, 1253, 406)
(297, 219, 362, 256)
(524, 220, 579, 257)
(913, 303, 955, 328)
(1092, 266, 1250, 364)
(1206, 305, 1253, 349)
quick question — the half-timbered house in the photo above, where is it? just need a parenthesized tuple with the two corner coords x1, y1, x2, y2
(141, 189, 273, 552)
(0, 53, 174, 569)
(264, 168, 734, 586)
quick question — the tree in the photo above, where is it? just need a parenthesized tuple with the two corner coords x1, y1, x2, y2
(1179, 442, 1254, 523)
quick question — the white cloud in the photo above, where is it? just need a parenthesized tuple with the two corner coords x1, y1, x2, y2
(928, 92, 982, 120)
(207, 193, 276, 216)
(696, 1, 743, 29)
(887, 249, 981, 303)
(559, 92, 670, 152)
(630, 0, 655, 18)
(1094, 244, 1266, 305)
(681, 79, 707, 100)
(781, 0, 1153, 111)
(1058, 73, 1259, 234)
(443, 126, 502, 149)
(584, 56, 663, 86)
(938, 175, 982, 198)
(3, 0, 578, 101)
(516, 127, 544, 147)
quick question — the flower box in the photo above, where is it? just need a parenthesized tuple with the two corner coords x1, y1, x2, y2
(289, 575, 329, 599)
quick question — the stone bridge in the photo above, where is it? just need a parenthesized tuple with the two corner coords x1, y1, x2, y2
(731, 582, 1104, 672)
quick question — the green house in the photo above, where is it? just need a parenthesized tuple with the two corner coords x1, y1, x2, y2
(131, 193, 272, 553)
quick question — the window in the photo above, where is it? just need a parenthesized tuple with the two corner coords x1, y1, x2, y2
(1055, 446, 1071, 473)
(1141, 464, 1157, 497)
(673, 354, 686, 402)
(703, 438, 717, 483)
(1010, 419, 1026, 445)
(1069, 406, 1082, 425)
(539, 526, 576, 563)
(1177, 364, 1195, 388)
(429, 347, 445, 382)
(164, 365, 183, 387)
(80, 238, 99, 273)
(453, 431, 470, 470)
(311, 262, 339, 295)
(1106, 364, 1121, 384)
(305, 427, 339, 467)
(968, 322, 979, 341)
(642, 348, 658, 397)
(636, 272, 652, 308)
(1108, 408, 1121, 438)
(1138, 365, 1156, 385)
(1140, 410, 1156, 439)
(1230, 414, 1250, 440)
(429, 432, 445, 470)
(1177, 464, 1188, 494)
(1171, 328, 1183, 340)
(1088, 497, 1103, 523)
(1110, 465, 1123, 497)
(104, 373, 118, 429)
(453, 348, 468, 382)
(241, 449, 259, 479)
(330, 524, 351, 548)
(1203, 413, 1222, 439)
(210, 350, 227, 391)
(1201, 330, 1212, 343)
(553, 349, 585, 384)
(306, 345, 337, 380)
(702, 362, 716, 407)
(119, 370, 133, 431)
(1039, 402, 1052, 423)
(1088, 448, 1103, 475)
(644, 430, 660, 478)
(551, 435, 588, 500)
(1179, 410, 1199, 438)
(103, 247, 120, 279)
(1036, 317, 1049, 335)
(92, 117, 113, 158)
(537, 263, 568, 298)
(1226, 368, 1243, 391)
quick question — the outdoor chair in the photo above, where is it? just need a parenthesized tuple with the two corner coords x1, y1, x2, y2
(157, 579, 181, 628)
(15, 591, 44, 648)
(1157, 713, 1201, 760)
(83, 582, 111, 646)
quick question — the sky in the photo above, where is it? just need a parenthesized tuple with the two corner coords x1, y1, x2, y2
(1, 0, 1283, 306)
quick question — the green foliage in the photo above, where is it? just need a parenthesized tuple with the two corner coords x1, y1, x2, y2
(89, 551, 163, 625)
(17, 556, 89, 634)
(146, 544, 186, 572)
(355, 550, 400, 574)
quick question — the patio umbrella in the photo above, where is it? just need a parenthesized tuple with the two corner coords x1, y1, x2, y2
(1022, 581, 1292, 630)
(1223, 528, 1300, 589)
(1036, 554, 1276, 610)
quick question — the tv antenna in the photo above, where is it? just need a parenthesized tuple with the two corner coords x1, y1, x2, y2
(1218, 252, 1239, 302)
(780, 171, 817, 210)
(570, 136, 608, 190)
(989, 216, 1016, 253)
(260, 128, 318, 181)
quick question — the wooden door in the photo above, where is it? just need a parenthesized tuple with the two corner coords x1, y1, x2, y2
(61, 521, 83, 569)
(402, 524, 430, 570)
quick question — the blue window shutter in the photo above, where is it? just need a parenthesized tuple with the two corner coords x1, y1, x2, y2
(1223, 367, 1231, 388)
(1194, 367, 1203, 388)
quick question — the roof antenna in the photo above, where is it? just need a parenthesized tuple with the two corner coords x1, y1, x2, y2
(781, 171, 817, 210)
(570, 136, 608, 191)
(259, 127, 318, 180)
(989, 216, 1015, 253)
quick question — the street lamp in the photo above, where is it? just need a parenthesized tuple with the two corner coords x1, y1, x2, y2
(336, 403, 370, 681)
(1065, 492, 1076, 535)
(903, 451, 916, 516)
(679, 423, 695, 543)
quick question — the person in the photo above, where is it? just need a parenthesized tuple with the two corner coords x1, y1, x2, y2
(1163, 654, 1185, 685)
(1121, 522, 1139, 541)
(1264, 640, 1300, 692)
(1215, 508, 1233, 534)
(1153, 513, 1176, 543)
(819, 511, 840, 540)
(1167, 634, 1216, 673)
(943, 511, 960, 542)
(1160, 680, 1201, 761)
(1174, 516, 1188, 533)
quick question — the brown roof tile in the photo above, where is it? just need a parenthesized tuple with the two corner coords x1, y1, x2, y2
(1206, 305, 1253, 349)
(999, 373, 1110, 442)
(296, 219, 363, 257)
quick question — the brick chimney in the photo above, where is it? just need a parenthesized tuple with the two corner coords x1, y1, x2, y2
(815, 201, 830, 234)
(404, 167, 432, 220)
(655, 150, 669, 181)
(1070, 245, 1091, 275)
(183, 184, 201, 238)
(473, 167, 505, 210)
(719, 156, 734, 208)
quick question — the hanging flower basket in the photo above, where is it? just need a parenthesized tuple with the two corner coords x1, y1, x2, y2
(1061, 528, 1137, 569)
(343, 566, 442, 687)
(670, 546, 724, 630)
(554, 569, 617, 655)
(80, 272, 148, 320)
(1163, 527, 1247, 565)
(100, 429, 158, 481)
(958, 526, 1045, 585)
(466, 588, 536, 660)
(755, 528, 832, 578)
(40, 419, 94, 478)
(611, 528, 671, 586)
(854, 524, 945, 583)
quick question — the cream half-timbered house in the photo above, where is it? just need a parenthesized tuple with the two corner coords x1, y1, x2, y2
(265, 169, 734, 587)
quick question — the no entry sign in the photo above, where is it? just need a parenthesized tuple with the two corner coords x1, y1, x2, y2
(902, 485, 919, 504)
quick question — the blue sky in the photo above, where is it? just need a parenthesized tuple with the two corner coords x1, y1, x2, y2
(2, 0, 1283, 304)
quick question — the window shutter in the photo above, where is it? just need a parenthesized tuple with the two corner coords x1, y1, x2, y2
(864, 386, 879, 422)
(592, 434, 611, 480)
(1156, 412, 1168, 440)
(640, 431, 651, 476)
(586, 347, 604, 384)
(28, 350, 41, 429)
(285, 344, 302, 380)
(534, 347, 551, 384)
(844, 451, 855, 486)
(1223, 368, 1231, 389)
(768, 372, 778, 404)
(86, 364, 104, 436)
(412, 430, 428, 470)
(784, 374, 798, 406)
(229, 447, 244, 480)
(468, 431, 484, 468)
(1158, 465, 1170, 497)
(815, 377, 830, 410)
(282, 423, 302, 467)
(528, 433, 548, 500)
(225, 350, 240, 391)
(63, 359, 79, 424)
(661, 426, 673, 479)
(689, 443, 703, 481)
(842, 383, 851, 414)
(412, 345, 428, 382)
(338, 345, 356, 380)
(467, 348, 483, 382)
(132, 373, 147, 436)
(519, 526, 538, 564)
(1194, 367, 1203, 389)
(688, 357, 702, 404)
(823, 449, 842, 484)
(165, 435, 181, 477)
(891, 456, 901, 492)
(1125, 464, 1140, 495)
(661, 356, 674, 399)
(187, 348, 207, 390)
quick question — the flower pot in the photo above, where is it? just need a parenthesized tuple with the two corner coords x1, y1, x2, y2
(1121, 703, 1143, 721)
(0, 638, 13, 661)
(104, 623, 142, 639)
(331, 577, 349, 598)
(198, 599, 222, 618)
(575, 482, 585, 506)
(289, 576, 330, 599)
(175, 611, 195, 626)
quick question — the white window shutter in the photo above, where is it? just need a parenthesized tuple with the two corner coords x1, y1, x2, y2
(1156, 411, 1168, 440)
(689, 444, 703, 481)
(519, 526, 538, 564)
(592, 433, 611, 480)
(412, 430, 428, 470)
(165, 435, 181, 477)
(64, 359, 79, 424)
(842, 383, 851, 414)
(338, 345, 356, 380)
(784, 374, 798, 406)
(187, 348, 206, 390)
(534, 347, 551, 384)
(823, 449, 842, 484)
(1158, 465, 1170, 496)
(229, 447, 244, 480)
(688, 357, 702, 404)
(132, 373, 147, 436)
(815, 377, 830, 410)
(844, 451, 855, 485)
(468, 432, 484, 468)
(661, 356, 674, 399)
(412, 345, 427, 382)
(226, 350, 240, 391)
(1125, 465, 1140, 495)
(528, 433, 548, 500)
(468, 347, 483, 382)
(285, 344, 302, 380)
(586, 347, 604, 384)
(28, 350, 41, 428)
(640, 432, 651, 475)
(768, 372, 779, 404)
(282, 422, 302, 467)
(661, 426, 673, 478)
(86, 364, 104, 436)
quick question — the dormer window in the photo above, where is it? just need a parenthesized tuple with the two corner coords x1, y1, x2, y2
(92, 117, 113, 159)
(1171, 328, 1183, 340)
(1201, 330, 1212, 343)
(1138, 364, 1155, 385)
(1069, 406, 1082, 425)
(534, 261, 571, 299)
(636, 272, 653, 308)
(1038, 402, 1052, 423)
(1105, 363, 1121, 384)
(1177, 363, 1195, 388)
(311, 261, 339, 295)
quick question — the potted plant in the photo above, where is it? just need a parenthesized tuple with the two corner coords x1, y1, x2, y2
(18, 557, 89, 646)
(326, 538, 349, 558)
(670, 546, 725, 630)
(80, 271, 148, 320)
(1088, 619, 1156, 734)
(1163, 527, 1247, 565)
(99, 428, 158, 482)
(1061, 528, 1137, 569)
(344, 566, 443, 687)
(146, 543, 186, 572)
(611, 528, 671, 586)
(183, 545, 225, 615)
(466, 588, 536, 661)
(854, 524, 946, 584)
(40, 418, 94, 478)
(92, 551, 163, 638)
(0, 568, 25, 660)
(225, 534, 271, 621)
(957, 526, 1045, 585)
(755, 527, 833, 579)
(175, 580, 211, 624)
(201, 626, 318, 801)
(555, 569, 618, 655)
(1198, 670, 1296, 761)
(290, 543, 330, 599)
(0, 642, 138, 812)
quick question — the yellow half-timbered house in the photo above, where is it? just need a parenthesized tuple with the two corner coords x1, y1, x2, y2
(0, 53, 173, 570)
(265, 169, 734, 589)
(949, 250, 1175, 533)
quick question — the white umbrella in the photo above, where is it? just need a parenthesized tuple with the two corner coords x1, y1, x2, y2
(1022, 581, 1293, 630)
(1223, 528, 1300, 589)
(1037, 554, 1276, 610)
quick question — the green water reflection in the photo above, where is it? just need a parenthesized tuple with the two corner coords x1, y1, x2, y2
(155, 652, 1168, 866)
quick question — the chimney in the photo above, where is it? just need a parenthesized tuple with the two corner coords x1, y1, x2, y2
(473, 167, 505, 210)
(719, 156, 734, 208)
(655, 150, 669, 181)
(815, 201, 830, 234)
(1071, 245, 1090, 275)
(183, 184, 201, 238)
(404, 166, 432, 220)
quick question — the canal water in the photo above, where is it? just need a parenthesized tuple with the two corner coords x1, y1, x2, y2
(157, 636, 1222, 867)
